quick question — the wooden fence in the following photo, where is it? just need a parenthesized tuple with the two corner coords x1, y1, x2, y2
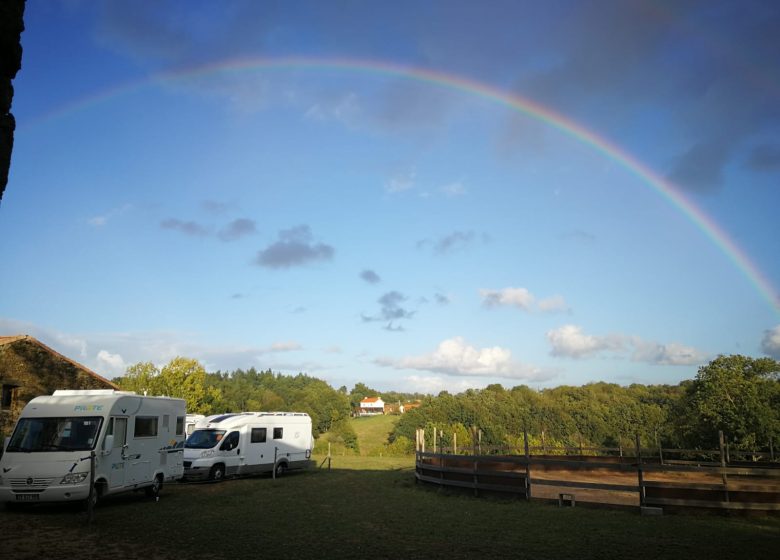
(414, 428, 780, 513)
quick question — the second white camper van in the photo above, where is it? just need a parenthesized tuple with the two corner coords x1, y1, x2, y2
(0, 390, 186, 506)
(183, 412, 313, 481)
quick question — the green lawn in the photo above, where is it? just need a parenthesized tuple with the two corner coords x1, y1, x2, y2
(2, 456, 779, 560)
(350, 414, 400, 455)
(315, 413, 402, 456)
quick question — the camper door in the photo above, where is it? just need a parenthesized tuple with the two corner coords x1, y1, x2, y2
(103, 417, 128, 488)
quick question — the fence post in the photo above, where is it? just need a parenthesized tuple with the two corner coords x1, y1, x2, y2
(421, 428, 425, 453)
(478, 429, 482, 455)
(87, 451, 96, 524)
(471, 427, 477, 456)
(656, 430, 664, 466)
(327, 442, 332, 470)
(433, 428, 437, 455)
(541, 429, 547, 455)
(523, 428, 532, 501)
(453, 432, 457, 455)
(579, 433, 583, 456)
(719, 431, 729, 502)
(635, 434, 644, 507)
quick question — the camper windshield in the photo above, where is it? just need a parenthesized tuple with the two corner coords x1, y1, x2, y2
(185, 429, 227, 449)
(5, 416, 103, 453)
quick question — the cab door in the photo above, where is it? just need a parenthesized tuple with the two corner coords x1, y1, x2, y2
(104, 417, 129, 488)
(219, 431, 241, 475)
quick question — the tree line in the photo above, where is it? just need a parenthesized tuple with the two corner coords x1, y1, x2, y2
(114, 354, 779, 456)
(391, 355, 780, 455)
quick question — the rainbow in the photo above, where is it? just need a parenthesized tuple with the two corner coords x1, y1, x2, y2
(20, 56, 780, 315)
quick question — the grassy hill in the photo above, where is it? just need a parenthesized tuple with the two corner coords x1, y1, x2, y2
(350, 414, 400, 455)
(315, 414, 401, 456)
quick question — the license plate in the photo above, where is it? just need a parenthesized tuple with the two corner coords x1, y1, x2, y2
(15, 494, 40, 501)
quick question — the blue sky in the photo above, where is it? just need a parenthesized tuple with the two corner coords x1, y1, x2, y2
(1, 1, 779, 393)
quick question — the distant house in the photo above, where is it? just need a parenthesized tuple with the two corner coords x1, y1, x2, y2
(400, 401, 421, 414)
(358, 396, 385, 416)
(0, 335, 118, 437)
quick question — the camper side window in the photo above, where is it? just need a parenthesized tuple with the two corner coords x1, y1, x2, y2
(176, 416, 185, 435)
(135, 416, 158, 438)
(273, 427, 283, 440)
(251, 428, 266, 443)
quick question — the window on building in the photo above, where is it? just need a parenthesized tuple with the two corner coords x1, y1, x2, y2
(273, 427, 283, 440)
(251, 427, 267, 443)
(134, 416, 158, 438)
(1, 384, 16, 409)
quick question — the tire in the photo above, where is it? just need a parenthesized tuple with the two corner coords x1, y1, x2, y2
(274, 461, 287, 478)
(85, 481, 103, 511)
(145, 475, 163, 498)
(209, 464, 226, 482)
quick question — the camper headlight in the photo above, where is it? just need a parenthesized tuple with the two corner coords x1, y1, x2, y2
(60, 472, 89, 485)
(200, 449, 215, 458)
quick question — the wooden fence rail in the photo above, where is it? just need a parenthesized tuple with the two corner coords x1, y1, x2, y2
(414, 428, 780, 514)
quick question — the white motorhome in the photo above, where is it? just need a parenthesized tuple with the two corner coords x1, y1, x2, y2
(183, 412, 313, 481)
(0, 390, 185, 506)
(185, 414, 206, 437)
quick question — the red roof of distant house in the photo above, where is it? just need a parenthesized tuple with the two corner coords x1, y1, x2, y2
(360, 396, 382, 403)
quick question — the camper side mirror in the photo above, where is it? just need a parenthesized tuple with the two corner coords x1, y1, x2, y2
(103, 435, 114, 453)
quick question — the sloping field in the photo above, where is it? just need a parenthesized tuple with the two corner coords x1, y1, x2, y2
(350, 414, 399, 455)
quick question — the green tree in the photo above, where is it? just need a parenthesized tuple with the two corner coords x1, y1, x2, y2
(118, 362, 160, 394)
(683, 355, 780, 450)
(119, 358, 224, 414)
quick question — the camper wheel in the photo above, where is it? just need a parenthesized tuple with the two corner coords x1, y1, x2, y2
(86, 481, 104, 510)
(145, 474, 163, 498)
(209, 464, 226, 482)
(275, 461, 287, 477)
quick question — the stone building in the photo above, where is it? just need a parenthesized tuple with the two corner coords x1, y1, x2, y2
(0, 334, 118, 437)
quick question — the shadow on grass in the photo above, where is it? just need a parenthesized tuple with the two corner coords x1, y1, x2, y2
(2, 460, 779, 560)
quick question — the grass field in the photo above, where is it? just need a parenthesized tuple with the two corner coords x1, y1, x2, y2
(2, 455, 780, 560)
(350, 414, 400, 455)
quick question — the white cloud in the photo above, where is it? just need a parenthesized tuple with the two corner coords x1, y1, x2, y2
(54, 334, 88, 358)
(537, 295, 569, 313)
(376, 336, 551, 381)
(630, 340, 705, 366)
(547, 324, 707, 366)
(480, 288, 535, 310)
(480, 288, 569, 314)
(761, 325, 780, 359)
(547, 325, 623, 358)
(268, 341, 302, 353)
(96, 350, 126, 375)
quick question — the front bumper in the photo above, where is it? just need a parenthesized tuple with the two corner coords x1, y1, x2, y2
(183, 459, 213, 481)
(0, 482, 91, 503)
